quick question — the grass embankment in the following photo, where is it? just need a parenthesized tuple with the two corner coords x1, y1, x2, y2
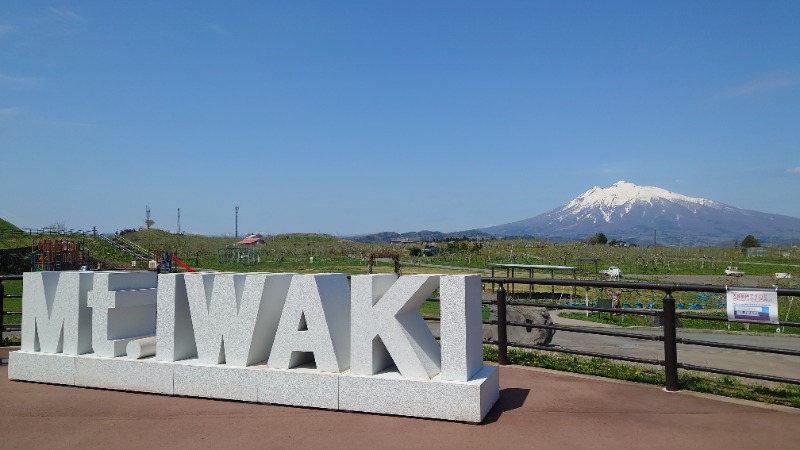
(0, 218, 22, 234)
(116, 231, 414, 274)
(483, 346, 800, 408)
(4, 226, 799, 278)
(68, 228, 800, 279)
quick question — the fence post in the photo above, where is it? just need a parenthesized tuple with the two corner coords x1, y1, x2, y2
(0, 280, 5, 344)
(662, 289, 679, 391)
(497, 282, 508, 365)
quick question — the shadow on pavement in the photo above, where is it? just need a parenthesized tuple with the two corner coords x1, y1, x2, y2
(483, 387, 530, 424)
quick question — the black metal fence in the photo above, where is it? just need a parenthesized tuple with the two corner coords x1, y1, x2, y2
(0, 227, 98, 239)
(0, 275, 23, 343)
(481, 277, 800, 391)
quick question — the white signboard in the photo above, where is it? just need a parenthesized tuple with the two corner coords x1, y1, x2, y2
(726, 288, 779, 324)
(9, 271, 499, 422)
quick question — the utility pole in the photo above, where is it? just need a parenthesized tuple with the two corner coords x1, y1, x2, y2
(235, 206, 239, 238)
(177, 208, 181, 234)
(146, 205, 152, 253)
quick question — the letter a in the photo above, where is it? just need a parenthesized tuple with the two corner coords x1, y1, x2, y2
(268, 274, 350, 372)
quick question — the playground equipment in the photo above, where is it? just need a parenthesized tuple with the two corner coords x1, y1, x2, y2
(150, 250, 195, 273)
(172, 254, 195, 272)
(26, 240, 90, 272)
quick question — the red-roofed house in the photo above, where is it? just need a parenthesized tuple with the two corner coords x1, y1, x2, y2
(236, 237, 265, 245)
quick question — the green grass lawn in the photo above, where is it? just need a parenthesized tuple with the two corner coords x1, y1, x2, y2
(483, 346, 800, 408)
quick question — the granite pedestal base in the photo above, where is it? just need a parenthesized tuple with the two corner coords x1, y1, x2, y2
(8, 351, 498, 422)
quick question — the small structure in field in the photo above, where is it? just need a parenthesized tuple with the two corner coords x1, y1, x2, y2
(236, 236, 265, 246)
(367, 251, 401, 275)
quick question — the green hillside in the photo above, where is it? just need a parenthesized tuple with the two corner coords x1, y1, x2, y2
(120, 229, 238, 263)
(0, 217, 22, 234)
(2, 222, 799, 281)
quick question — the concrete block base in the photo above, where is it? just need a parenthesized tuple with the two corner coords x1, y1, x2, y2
(174, 361, 259, 401)
(339, 365, 499, 422)
(8, 351, 77, 385)
(8, 351, 498, 422)
(253, 363, 340, 410)
(75, 354, 174, 395)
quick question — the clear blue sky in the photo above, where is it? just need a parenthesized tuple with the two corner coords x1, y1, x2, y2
(2, 1, 799, 236)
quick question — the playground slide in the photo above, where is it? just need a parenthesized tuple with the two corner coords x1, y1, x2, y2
(171, 255, 196, 272)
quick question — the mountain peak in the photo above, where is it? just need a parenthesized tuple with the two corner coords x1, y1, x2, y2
(566, 181, 715, 214)
(479, 180, 800, 245)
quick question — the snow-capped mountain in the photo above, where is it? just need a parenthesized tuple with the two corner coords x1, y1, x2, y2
(481, 181, 800, 245)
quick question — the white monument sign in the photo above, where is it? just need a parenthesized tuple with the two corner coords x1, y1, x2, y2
(9, 271, 499, 422)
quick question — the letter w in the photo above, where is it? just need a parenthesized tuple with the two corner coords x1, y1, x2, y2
(184, 273, 292, 366)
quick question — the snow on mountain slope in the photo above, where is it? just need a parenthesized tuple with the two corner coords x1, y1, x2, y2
(551, 181, 735, 224)
(480, 181, 800, 245)
(564, 181, 715, 215)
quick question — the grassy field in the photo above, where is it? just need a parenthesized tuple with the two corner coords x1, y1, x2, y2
(3, 229, 799, 322)
(4, 226, 799, 276)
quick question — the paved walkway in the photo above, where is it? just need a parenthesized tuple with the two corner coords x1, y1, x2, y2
(2, 347, 798, 449)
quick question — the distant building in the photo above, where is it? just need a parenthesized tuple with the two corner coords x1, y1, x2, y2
(236, 237, 265, 246)
(390, 238, 416, 244)
(742, 247, 766, 257)
(423, 245, 439, 256)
